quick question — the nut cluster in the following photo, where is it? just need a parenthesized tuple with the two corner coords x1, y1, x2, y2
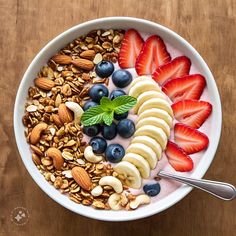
(22, 29, 150, 210)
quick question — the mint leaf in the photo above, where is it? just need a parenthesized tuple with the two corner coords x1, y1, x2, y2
(81, 95, 137, 126)
(100, 97, 113, 111)
(81, 106, 105, 126)
(112, 95, 137, 114)
(103, 111, 114, 126)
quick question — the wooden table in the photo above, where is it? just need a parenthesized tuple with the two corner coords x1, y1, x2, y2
(0, 0, 235, 235)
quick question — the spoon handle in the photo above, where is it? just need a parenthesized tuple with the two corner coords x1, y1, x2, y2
(158, 171, 236, 201)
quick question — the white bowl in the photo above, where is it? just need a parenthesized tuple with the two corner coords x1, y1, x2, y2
(14, 17, 222, 221)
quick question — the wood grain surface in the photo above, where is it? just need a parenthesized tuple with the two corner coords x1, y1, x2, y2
(0, 0, 235, 235)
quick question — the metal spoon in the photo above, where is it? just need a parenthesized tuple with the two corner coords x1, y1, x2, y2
(158, 171, 236, 200)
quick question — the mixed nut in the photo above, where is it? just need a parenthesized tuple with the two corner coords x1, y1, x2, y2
(22, 29, 150, 210)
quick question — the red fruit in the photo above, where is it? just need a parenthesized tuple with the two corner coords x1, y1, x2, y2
(162, 74, 206, 102)
(172, 99, 212, 129)
(174, 123, 209, 154)
(135, 35, 171, 75)
(152, 56, 191, 85)
(165, 141, 194, 172)
(118, 29, 144, 68)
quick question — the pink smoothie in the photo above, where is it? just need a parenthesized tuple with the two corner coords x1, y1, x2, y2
(83, 34, 212, 203)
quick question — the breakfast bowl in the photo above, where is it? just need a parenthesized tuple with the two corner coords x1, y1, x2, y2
(14, 17, 222, 221)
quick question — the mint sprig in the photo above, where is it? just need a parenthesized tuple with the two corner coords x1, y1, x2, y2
(81, 95, 137, 126)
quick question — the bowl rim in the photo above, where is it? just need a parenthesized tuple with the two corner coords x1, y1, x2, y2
(14, 16, 222, 221)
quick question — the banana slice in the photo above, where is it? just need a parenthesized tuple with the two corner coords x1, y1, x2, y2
(134, 125, 168, 150)
(137, 108, 173, 127)
(138, 98, 173, 117)
(130, 76, 154, 87)
(129, 81, 161, 98)
(131, 136, 162, 160)
(114, 161, 142, 189)
(136, 117, 170, 137)
(123, 153, 150, 178)
(133, 90, 167, 113)
(126, 143, 157, 169)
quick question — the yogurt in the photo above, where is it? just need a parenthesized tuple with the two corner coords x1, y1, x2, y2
(83, 33, 212, 203)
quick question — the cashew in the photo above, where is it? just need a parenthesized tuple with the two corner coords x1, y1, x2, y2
(99, 176, 123, 193)
(108, 193, 128, 210)
(91, 185, 103, 197)
(129, 194, 151, 209)
(30, 122, 48, 144)
(84, 146, 103, 163)
(46, 147, 64, 170)
(65, 101, 84, 124)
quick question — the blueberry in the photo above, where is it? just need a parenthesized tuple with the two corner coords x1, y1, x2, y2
(89, 84, 109, 103)
(114, 111, 128, 120)
(83, 101, 98, 111)
(83, 125, 100, 137)
(117, 119, 135, 138)
(105, 144, 125, 163)
(101, 122, 117, 140)
(112, 69, 132, 88)
(89, 137, 107, 154)
(95, 60, 114, 78)
(143, 183, 161, 197)
(109, 89, 126, 100)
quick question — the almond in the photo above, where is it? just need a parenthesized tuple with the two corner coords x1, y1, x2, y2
(71, 58, 94, 70)
(34, 77, 55, 90)
(32, 153, 41, 165)
(58, 104, 73, 124)
(80, 50, 96, 60)
(30, 145, 43, 156)
(51, 54, 72, 65)
(51, 114, 63, 127)
(71, 167, 92, 191)
(30, 122, 48, 144)
(46, 147, 64, 170)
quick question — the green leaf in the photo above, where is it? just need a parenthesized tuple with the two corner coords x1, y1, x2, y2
(81, 95, 137, 126)
(112, 95, 137, 114)
(103, 111, 114, 126)
(100, 97, 113, 111)
(81, 106, 106, 126)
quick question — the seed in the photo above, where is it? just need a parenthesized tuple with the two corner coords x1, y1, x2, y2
(93, 53, 103, 64)
(62, 151, 74, 161)
(26, 105, 38, 112)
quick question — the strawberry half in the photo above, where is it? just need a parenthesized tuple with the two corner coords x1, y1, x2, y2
(152, 56, 191, 85)
(172, 99, 212, 129)
(174, 123, 209, 154)
(135, 35, 171, 75)
(162, 74, 206, 102)
(118, 29, 144, 68)
(165, 141, 194, 172)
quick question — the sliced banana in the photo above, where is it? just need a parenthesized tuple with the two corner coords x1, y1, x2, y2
(137, 108, 173, 127)
(134, 125, 168, 150)
(138, 98, 173, 117)
(129, 76, 154, 87)
(126, 143, 157, 169)
(136, 117, 170, 137)
(131, 136, 162, 160)
(114, 161, 142, 189)
(129, 81, 161, 98)
(133, 90, 167, 113)
(123, 153, 150, 178)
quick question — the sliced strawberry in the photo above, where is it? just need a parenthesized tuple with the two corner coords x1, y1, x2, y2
(135, 35, 171, 75)
(174, 123, 209, 154)
(118, 29, 144, 68)
(162, 74, 206, 102)
(165, 141, 194, 172)
(172, 99, 212, 129)
(152, 56, 191, 85)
